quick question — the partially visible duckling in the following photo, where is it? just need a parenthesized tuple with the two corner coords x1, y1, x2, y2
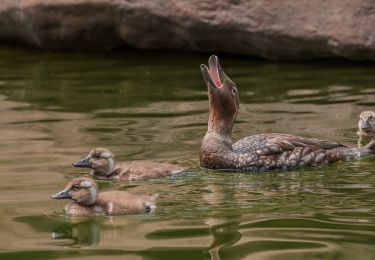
(357, 111, 375, 147)
(72, 148, 186, 181)
(51, 177, 158, 216)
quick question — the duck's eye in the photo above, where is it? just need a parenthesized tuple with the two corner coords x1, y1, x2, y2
(72, 185, 80, 191)
(92, 154, 100, 159)
(232, 87, 237, 95)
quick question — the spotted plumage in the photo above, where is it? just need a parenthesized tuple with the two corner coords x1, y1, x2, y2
(200, 56, 375, 171)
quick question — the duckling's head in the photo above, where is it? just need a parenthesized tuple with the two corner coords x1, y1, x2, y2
(73, 148, 115, 177)
(358, 111, 375, 136)
(51, 177, 98, 206)
(200, 55, 239, 138)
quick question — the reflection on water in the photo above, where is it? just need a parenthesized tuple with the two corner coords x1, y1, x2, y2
(0, 45, 375, 259)
(15, 215, 100, 248)
(12, 212, 375, 259)
(51, 220, 100, 247)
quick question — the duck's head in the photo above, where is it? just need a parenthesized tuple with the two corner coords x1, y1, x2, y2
(51, 177, 98, 206)
(200, 55, 239, 138)
(358, 111, 375, 135)
(73, 148, 115, 177)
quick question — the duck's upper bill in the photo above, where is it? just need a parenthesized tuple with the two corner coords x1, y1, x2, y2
(200, 55, 224, 89)
(72, 156, 92, 168)
(51, 189, 71, 199)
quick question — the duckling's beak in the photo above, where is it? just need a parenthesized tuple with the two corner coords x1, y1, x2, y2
(72, 156, 92, 168)
(362, 120, 371, 130)
(51, 189, 71, 200)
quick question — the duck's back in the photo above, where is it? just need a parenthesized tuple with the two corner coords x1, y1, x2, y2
(233, 133, 345, 154)
(97, 191, 157, 214)
(116, 161, 186, 181)
(230, 133, 350, 171)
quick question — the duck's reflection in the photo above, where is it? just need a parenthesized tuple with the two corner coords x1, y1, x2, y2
(14, 214, 103, 248)
(51, 219, 100, 247)
(207, 219, 241, 260)
(202, 175, 242, 259)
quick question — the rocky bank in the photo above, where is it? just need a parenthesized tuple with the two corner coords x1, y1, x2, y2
(1, 0, 375, 60)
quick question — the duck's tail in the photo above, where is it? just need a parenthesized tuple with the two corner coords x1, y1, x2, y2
(150, 193, 159, 201)
(144, 193, 158, 213)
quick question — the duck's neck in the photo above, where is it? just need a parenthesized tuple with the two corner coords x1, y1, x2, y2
(92, 158, 117, 179)
(201, 125, 236, 169)
(77, 186, 97, 206)
(207, 112, 234, 145)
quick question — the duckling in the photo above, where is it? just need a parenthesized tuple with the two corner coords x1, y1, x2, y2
(357, 111, 375, 147)
(199, 55, 375, 171)
(73, 148, 186, 181)
(51, 177, 158, 216)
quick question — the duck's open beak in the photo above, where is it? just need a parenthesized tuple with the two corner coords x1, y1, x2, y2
(51, 189, 71, 199)
(200, 55, 226, 91)
(72, 156, 92, 168)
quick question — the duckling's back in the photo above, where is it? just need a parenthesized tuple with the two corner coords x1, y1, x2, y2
(97, 191, 158, 214)
(116, 161, 186, 181)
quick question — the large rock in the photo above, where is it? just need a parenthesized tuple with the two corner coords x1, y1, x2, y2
(1, 0, 375, 60)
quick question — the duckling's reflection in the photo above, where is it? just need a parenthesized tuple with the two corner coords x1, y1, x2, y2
(14, 215, 103, 248)
(51, 219, 100, 247)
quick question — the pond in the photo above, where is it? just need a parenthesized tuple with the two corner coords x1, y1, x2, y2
(0, 45, 375, 259)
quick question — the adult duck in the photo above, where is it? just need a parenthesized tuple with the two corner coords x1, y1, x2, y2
(199, 55, 375, 171)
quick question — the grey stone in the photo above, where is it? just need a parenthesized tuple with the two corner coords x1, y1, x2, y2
(1, 0, 375, 60)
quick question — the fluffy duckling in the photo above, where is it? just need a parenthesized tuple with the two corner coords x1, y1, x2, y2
(357, 111, 375, 136)
(357, 111, 375, 147)
(73, 148, 186, 181)
(51, 177, 158, 216)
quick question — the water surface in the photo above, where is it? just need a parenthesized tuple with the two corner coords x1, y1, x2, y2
(0, 45, 375, 259)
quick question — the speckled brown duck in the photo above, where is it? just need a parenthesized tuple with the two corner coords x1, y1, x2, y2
(199, 55, 375, 171)
(52, 177, 157, 216)
(357, 111, 375, 147)
(73, 148, 186, 181)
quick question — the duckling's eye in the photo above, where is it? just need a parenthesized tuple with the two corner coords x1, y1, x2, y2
(92, 154, 100, 159)
(72, 185, 80, 191)
(232, 87, 237, 95)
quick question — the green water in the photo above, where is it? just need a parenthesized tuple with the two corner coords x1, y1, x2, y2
(0, 45, 375, 259)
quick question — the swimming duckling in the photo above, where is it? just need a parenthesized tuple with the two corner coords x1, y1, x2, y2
(199, 55, 375, 171)
(357, 111, 375, 147)
(73, 148, 186, 181)
(51, 177, 158, 216)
